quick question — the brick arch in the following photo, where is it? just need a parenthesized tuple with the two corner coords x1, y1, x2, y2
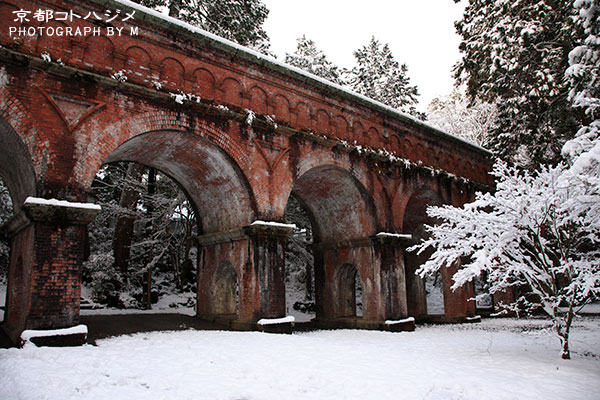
(367, 127, 379, 147)
(0, 88, 39, 209)
(159, 56, 185, 89)
(390, 134, 402, 154)
(249, 85, 267, 114)
(77, 111, 250, 192)
(416, 143, 426, 162)
(193, 68, 215, 99)
(83, 35, 114, 71)
(35, 21, 71, 61)
(334, 115, 349, 140)
(219, 77, 243, 107)
(402, 185, 447, 318)
(316, 109, 330, 136)
(352, 121, 365, 144)
(99, 128, 257, 233)
(290, 164, 378, 242)
(334, 263, 364, 318)
(296, 101, 312, 131)
(124, 45, 151, 80)
(402, 185, 446, 240)
(272, 94, 291, 125)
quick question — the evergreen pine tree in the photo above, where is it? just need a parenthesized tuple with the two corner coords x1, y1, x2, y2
(454, 0, 583, 167)
(346, 36, 424, 119)
(427, 90, 497, 146)
(284, 35, 345, 85)
(133, 0, 271, 53)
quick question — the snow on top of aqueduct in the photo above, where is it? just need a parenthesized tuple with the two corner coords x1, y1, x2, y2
(111, 0, 490, 155)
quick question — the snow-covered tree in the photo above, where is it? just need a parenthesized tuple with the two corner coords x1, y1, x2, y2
(561, 0, 600, 285)
(346, 36, 424, 119)
(409, 161, 600, 359)
(454, 0, 582, 167)
(284, 35, 345, 85)
(427, 89, 497, 147)
(564, 0, 600, 173)
(85, 163, 198, 308)
(134, 0, 271, 53)
(284, 194, 315, 314)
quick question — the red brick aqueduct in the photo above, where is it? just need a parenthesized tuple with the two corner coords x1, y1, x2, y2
(0, 0, 494, 343)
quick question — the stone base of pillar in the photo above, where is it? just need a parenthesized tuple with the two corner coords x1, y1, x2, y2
(314, 317, 416, 332)
(19, 324, 88, 347)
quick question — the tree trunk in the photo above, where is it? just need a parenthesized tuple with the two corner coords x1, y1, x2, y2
(555, 303, 574, 360)
(113, 163, 145, 276)
(143, 167, 157, 310)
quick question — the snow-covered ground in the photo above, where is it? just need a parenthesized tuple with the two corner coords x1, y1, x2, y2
(1, 317, 599, 400)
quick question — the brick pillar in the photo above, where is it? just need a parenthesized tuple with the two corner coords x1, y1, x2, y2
(370, 234, 411, 321)
(404, 245, 428, 319)
(314, 234, 414, 331)
(1, 199, 100, 345)
(243, 223, 293, 320)
(196, 223, 292, 330)
(441, 259, 476, 320)
(196, 229, 250, 322)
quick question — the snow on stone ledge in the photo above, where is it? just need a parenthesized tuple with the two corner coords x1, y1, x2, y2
(376, 232, 412, 240)
(21, 324, 88, 342)
(250, 220, 297, 230)
(384, 317, 415, 325)
(257, 316, 295, 326)
(25, 197, 101, 211)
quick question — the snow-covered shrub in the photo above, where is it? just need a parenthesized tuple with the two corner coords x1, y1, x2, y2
(409, 161, 600, 359)
(82, 253, 124, 308)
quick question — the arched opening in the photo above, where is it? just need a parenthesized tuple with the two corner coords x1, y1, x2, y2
(337, 263, 363, 318)
(286, 165, 377, 322)
(0, 116, 36, 331)
(284, 194, 315, 322)
(83, 130, 256, 319)
(425, 272, 445, 315)
(403, 187, 445, 319)
(84, 162, 199, 310)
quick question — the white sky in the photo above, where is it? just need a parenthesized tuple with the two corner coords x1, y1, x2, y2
(261, 0, 466, 112)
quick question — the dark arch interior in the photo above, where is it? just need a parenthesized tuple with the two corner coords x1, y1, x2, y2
(337, 263, 363, 318)
(83, 130, 257, 311)
(291, 165, 377, 243)
(0, 117, 36, 211)
(284, 165, 376, 321)
(0, 117, 36, 325)
(104, 130, 256, 234)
